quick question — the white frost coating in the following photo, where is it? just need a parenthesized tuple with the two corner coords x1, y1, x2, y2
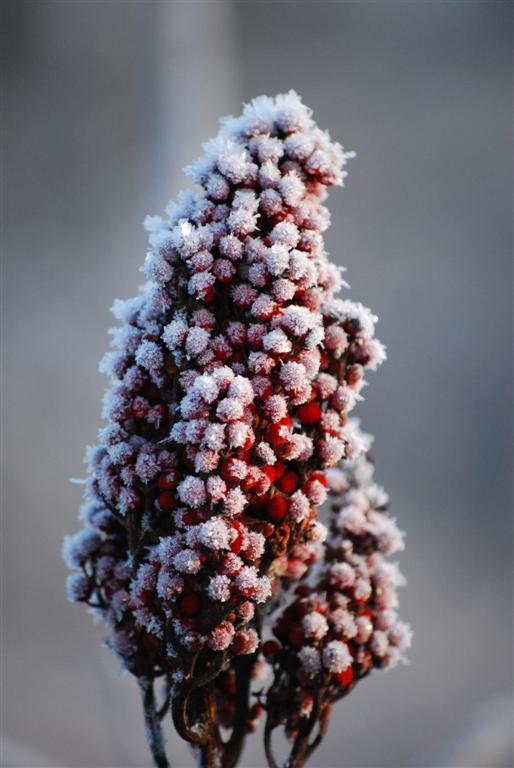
(263, 394, 288, 423)
(216, 397, 244, 423)
(253, 575, 272, 603)
(281, 305, 317, 337)
(224, 487, 247, 517)
(322, 640, 352, 673)
(297, 646, 321, 677)
(177, 476, 207, 508)
(265, 243, 290, 276)
(263, 329, 292, 355)
(173, 549, 202, 574)
(198, 518, 230, 550)
(185, 326, 210, 357)
(228, 375, 254, 404)
(302, 612, 329, 640)
(288, 490, 310, 522)
(208, 575, 232, 602)
(135, 341, 163, 375)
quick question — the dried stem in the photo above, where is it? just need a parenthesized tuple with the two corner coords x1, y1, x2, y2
(287, 694, 319, 768)
(264, 718, 281, 768)
(157, 677, 172, 721)
(196, 686, 223, 768)
(263, 687, 327, 768)
(139, 677, 171, 768)
(223, 654, 257, 768)
(172, 652, 227, 745)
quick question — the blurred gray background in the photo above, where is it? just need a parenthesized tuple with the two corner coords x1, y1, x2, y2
(2, 2, 513, 767)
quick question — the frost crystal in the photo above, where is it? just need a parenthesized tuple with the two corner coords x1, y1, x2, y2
(297, 646, 321, 677)
(322, 640, 352, 673)
(198, 518, 230, 550)
(302, 611, 329, 640)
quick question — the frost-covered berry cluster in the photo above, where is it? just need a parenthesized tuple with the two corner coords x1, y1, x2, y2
(63, 92, 408, 768)
(262, 445, 412, 764)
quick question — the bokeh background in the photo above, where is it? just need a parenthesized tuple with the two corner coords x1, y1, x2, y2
(2, 2, 513, 767)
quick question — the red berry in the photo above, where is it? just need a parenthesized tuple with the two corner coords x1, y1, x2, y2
(355, 648, 373, 674)
(220, 458, 247, 484)
(346, 364, 363, 387)
(237, 583, 256, 599)
(252, 473, 271, 495)
(273, 460, 286, 479)
(297, 400, 322, 425)
(204, 286, 215, 303)
(231, 533, 245, 554)
(257, 380, 273, 399)
(265, 418, 292, 446)
(159, 470, 179, 490)
(334, 666, 353, 687)
(277, 470, 300, 494)
(182, 510, 197, 526)
(273, 617, 288, 639)
(219, 463, 232, 483)
(261, 465, 279, 483)
(292, 600, 311, 619)
(232, 633, 248, 655)
(287, 624, 304, 648)
(267, 494, 288, 522)
(253, 521, 275, 539)
(145, 384, 161, 402)
(242, 468, 258, 491)
(132, 398, 149, 419)
(262, 640, 282, 661)
(220, 554, 242, 576)
(157, 492, 175, 512)
(311, 471, 328, 487)
(181, 593, 201, 616)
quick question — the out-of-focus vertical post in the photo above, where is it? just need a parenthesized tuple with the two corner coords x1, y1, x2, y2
(154, 1, 242, 194)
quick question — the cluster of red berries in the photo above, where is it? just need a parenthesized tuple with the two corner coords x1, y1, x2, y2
(63, 93, 406, 768)
(261, 450, 411, 749)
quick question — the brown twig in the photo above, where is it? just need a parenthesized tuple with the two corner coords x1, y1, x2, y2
(223, 654, 257, 768)
(171, 652, 227, 745)
(139, 676, 171, 768)
(264, 717, 281, 768)
(287, 692, 320, 768)
(157, 677, 172, 720)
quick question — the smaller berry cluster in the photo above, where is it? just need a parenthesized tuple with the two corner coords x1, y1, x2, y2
(262, 445, 412, 753)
